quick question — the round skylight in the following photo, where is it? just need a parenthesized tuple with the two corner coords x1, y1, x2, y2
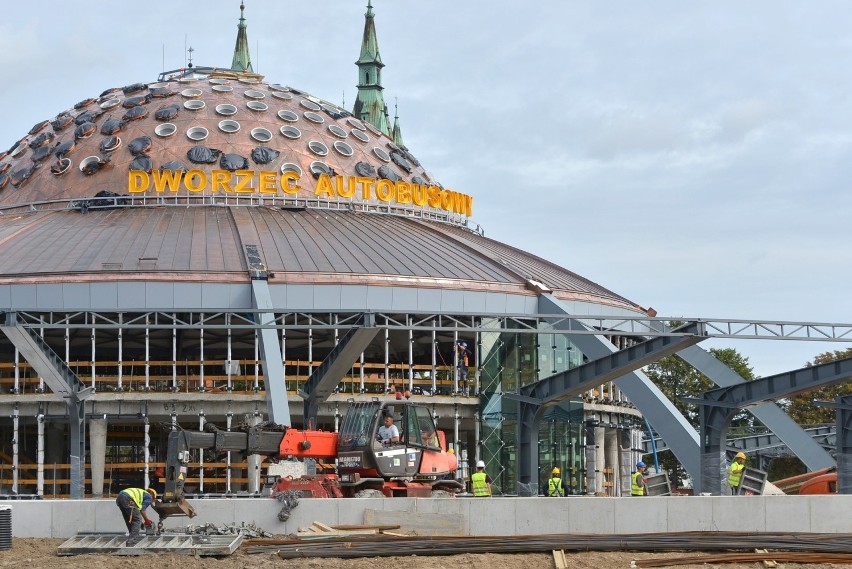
(280, 125, 301, 139)
(218, 120, 240, 134)
(308, 141, 329, 156)
(155, 123, 177, 137)
(186, 126, 209, 141)
(272, 91, 293, 101)
(300, 99, 322, 111)
(333, 141, 354, 157)
(278, 110, 298, 122)
(244, 89, 266, 99)
(310, 161, 332, 175)
(246, 101, 268, 112)
(209, 78, 230, 85)
(251, 127, 273, 142)
(373, 147, 391, 162)
(364, 122, 382, 136)
(51, 158, 72, 176)
(304, 111, 324, 124)
(181, 88, 203, 98)
(100, 98, 121, 110)
(347, 117, 367, 131)
(328, 125, 348, 138)
(212, 85, 234, 93)
(350, 129, 370, 143)
(215, 104, 238, 116)
(280, 162, 303, 176)
(184, 100, 206, 111)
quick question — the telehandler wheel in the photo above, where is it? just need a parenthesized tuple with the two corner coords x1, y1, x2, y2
(354, 488, 385, 498)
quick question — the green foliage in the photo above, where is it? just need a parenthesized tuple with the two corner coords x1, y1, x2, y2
(787, 347, 852, 423)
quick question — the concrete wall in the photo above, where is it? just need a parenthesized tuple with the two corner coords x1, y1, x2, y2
(3, 495, 852, 538)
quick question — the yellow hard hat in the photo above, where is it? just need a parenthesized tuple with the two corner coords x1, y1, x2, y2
(735, 452, 746, 460)
(447, 448, 455, 454)
(552, 467, 560, 475)
(146, 487, 158, 501)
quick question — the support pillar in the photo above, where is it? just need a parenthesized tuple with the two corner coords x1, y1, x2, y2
(605, 428, 619, 496)
(595, 425, 606, 495)
(247, 412, 262, 493)
(89, 418, 108, 497)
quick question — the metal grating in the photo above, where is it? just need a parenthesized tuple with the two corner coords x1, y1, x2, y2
(57, 532, 243, 556)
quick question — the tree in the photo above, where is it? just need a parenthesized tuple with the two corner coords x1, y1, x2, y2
(786, 347, 852, 424)
(644, 347, 756, 487)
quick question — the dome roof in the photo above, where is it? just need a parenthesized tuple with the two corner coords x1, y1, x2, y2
(0, 71, 638, 311)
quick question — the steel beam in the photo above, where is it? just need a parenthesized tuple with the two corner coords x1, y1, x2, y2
(837, 396, 852, 495)
(677, 345, 835, 471)
(300, 313, 378, 427)
(250, 279, 290, 426)
(694, 356, 852, 494)
(512, 321, 707, 491)
(2, 312, 90, 499)
(538, 294, 704, 487)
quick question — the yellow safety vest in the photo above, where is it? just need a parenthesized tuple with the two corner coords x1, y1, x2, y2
(547, 477, 564, 497)
(728, 461, 745, 487)
(471, 471, 489, 496)
(631, 471, 646, 496)
(121, 487, 145, 509)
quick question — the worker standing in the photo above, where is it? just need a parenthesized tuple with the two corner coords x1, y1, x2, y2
(728, 452, 747, 495)
(116, 487, 157, 546)
(471, 460, 492, 497)
(547, 467, 566, 496)
(456, 341, 471, 396)
(631, 461, 648, 496)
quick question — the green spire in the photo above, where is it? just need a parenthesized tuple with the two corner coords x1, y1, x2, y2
(352, 0, 390, 135)
(392, 98, 406, 150)
(231, 1, 254, 73)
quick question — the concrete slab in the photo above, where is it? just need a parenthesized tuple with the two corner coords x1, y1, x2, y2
(712, 496, 765, 533)
(765, 496, 811, 533)
(809, 495, 852, 533)
(665, 496, 715, 532)
(364, 508, 464, 535)
(468, 497, 516, 536)
(566, 497, 614, 534)
(514, 497, 568, 535)
(615, 496, 666, 534)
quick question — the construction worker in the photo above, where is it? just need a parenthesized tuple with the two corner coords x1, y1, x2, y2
(377, 413, 400, 445)
(116, 487, 157, 546)
(471, 460, 492, 497)
(728, 452, 747, 495)
(456, 341, 471, 395)
(547, 467, 566, 497)
(631, 461, 648, 496)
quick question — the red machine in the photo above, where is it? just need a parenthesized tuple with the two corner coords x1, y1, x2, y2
(154, 400, 460, 520)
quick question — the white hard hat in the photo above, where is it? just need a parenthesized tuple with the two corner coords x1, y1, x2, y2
(476, 460, 485, 468)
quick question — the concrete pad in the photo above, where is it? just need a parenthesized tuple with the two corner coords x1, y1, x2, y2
(364, 508, 464, 535)
(614, 496, 666, 534)
(566, 496, 614, 534)
(809, 495, 852, 533)
(664, 495, 715, 532)
(468, 497, 515, 536)
(712, 496, 765, 533)
(514, 497, 568, 534)
(765, 496, 811, 533)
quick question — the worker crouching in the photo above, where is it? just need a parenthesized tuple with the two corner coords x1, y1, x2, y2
(116, 487, 157, 546)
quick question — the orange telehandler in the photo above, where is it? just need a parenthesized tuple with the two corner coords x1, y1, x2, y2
(154, 400, 460, 521)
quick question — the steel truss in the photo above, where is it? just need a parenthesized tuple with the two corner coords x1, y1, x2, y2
(5, 310, 852, 340)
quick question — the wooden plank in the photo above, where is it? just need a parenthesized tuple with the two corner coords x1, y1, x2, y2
(312, 521, 335, 532)
(364, 509, 464, 536)
(553, 549, 569, 569)
(332, 524, 401, 531)
(755, 548, 777, 568)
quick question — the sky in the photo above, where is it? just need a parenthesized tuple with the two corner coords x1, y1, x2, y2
(1, 1, 851, 377)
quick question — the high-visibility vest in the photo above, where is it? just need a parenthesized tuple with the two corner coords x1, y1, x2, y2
(471, 471, 489, 496)
(728, 461, 745, 487)
(121, 487, 146, 509)
(631, 471, 646, 496)
(547, 477, 564, 497)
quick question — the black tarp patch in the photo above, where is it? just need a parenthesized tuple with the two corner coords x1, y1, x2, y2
(187, 146, 222, 164)
(128, 136, 152, 155)
(250, 147, 280, 164)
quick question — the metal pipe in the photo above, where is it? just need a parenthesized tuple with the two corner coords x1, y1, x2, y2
(172, 313, 178, 392)
(144, 314, 150, 391)
(117, 313, 123, 391)
(384, 323, 389, 393)
(12, 406, 18, 493)
(431, 322, 437, 394)
(143, 415, 150, 489)
(226, 411, 233, 493)
(199, 313, 205, 391)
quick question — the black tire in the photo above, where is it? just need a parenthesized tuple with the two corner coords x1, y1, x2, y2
(430, 490, 453, 498)
(354, 488, 385, 498)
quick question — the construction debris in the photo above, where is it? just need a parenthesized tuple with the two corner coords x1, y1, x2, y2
(173, 521, 273, 538)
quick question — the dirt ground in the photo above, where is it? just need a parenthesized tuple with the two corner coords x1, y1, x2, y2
(1, 538, 845, 569)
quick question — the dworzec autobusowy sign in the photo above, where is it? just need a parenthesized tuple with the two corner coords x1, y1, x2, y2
(128, 170, 473, 216)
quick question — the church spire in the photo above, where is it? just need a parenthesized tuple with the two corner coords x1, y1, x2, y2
(231, 2, 254, 73)
(392, 98, 406, 150)
(352, 0, 390, 135)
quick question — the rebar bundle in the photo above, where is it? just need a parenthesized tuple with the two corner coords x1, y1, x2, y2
(240, 531, 852, 560)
